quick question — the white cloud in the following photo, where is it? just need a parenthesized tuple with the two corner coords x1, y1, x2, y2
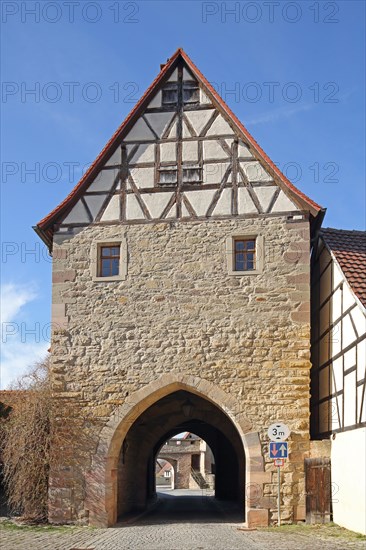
(0, 283, 48, 389)
(246, 102, 315, 127)
(1, 282, 37, 324)
(0, 341, 49, 389)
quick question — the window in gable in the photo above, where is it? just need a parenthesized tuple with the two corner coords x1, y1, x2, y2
(161, 81, 200, 107)
(182, 165, 202, 184)
(183, 81, 199, 105)
(162, 83, 178, 106)
(158, 164, 178, 185)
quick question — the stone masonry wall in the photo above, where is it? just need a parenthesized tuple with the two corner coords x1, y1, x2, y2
(50, 215, 311, 524)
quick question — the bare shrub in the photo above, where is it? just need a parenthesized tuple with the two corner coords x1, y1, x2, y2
(1, 356, 53, 521)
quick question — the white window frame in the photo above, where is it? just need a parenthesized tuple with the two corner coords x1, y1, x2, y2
(91, 237, 127, 282)
(226, 234, 264, 276)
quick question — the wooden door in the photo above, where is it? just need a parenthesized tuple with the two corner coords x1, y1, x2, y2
(305, 458, 332, 523)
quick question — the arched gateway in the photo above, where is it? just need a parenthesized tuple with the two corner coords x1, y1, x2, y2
(36, 48, 323, 528)
(84, 375, 265, 527)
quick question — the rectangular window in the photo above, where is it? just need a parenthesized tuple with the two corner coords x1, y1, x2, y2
(183, 82, 199, 105)
(182, 165, 202, 184)
(234, 239, 256, 271)
(162, 83, 178, 106)
(158, 165, 178, 186)
(99, 245, 120, 277)
(91, 238, 127, 282)
(161, 81, 200, 107)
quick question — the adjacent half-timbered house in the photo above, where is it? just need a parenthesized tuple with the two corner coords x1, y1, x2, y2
(311, 228, 366, 534)
(34, 48, 326, 528)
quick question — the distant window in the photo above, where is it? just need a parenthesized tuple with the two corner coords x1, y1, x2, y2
(183, 82, 199, 105)
(162, 83, 178, 106)
(182, 165, 202, 184)
(161, 81, 200, 107)
(158, 165, 178, 186)
(99, 245, 120, 277)
(234, 239, 256, 271)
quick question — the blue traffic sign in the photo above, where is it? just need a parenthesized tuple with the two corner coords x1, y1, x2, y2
(269, 441, 288, 459)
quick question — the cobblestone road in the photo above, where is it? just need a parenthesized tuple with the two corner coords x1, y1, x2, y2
(1, 490, 365, 550)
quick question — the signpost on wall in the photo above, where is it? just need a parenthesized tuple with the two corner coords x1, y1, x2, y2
(267, 422, 290, 527)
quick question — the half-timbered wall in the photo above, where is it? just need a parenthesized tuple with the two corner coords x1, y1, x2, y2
(55, 63, 300, 238)
(311, 241, 366, 436)
(311, 238, 366, 535)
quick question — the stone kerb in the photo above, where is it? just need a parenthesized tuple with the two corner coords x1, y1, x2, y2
(85, 373, 268, 528)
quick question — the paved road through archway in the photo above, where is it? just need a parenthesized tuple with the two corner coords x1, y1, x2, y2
(135, 489, 242, 524)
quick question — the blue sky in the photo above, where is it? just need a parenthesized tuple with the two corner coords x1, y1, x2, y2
(1, 0, 365, 387)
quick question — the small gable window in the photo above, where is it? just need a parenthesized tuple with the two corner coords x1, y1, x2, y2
(182, 165, 202, 184)
(183, 82, 199, 105)
(234, 239, 256, 271)
(100, 246, 120, 277)
(162, 83, 178, 106)
(158, 165, 202, 186)
(158, 165, 178, 185)
(161, 81, 200, 107)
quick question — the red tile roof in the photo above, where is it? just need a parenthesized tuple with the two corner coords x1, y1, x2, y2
(321, 228, 366, 308)
(35, 48, 324, 247)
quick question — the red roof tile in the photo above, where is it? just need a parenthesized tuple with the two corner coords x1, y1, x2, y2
(321, 228, 366, 308)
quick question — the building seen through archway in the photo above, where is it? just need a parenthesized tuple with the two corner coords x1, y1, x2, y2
(156, 432, 215, 491)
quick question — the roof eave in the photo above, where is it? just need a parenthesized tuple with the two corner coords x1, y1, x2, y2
(36, 48, 183, 237)
(320, 234, 366, 313)
(33, 225, 53, 252)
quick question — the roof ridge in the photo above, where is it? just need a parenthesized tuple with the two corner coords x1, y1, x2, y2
(322, 227, 366, 236)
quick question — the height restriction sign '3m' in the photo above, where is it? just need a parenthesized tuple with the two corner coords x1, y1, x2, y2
(267, 422, 290, 442)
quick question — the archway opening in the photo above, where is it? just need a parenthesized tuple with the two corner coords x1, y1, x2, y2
(116, 390, 245, 522)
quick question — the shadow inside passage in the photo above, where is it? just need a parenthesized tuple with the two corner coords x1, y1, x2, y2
(117, 489, 243, 526)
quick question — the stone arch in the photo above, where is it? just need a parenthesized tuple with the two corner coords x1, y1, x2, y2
(84, 373, 268, 527)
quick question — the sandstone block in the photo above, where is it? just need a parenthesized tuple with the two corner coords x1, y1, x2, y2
(52, 269, 76, 283)
(247, 508, 269, 528)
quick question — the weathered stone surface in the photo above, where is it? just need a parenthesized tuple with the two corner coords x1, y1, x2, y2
(246, 508, 269, 528)
(52, 269, 76, 283)
(49, 216, 311, 526)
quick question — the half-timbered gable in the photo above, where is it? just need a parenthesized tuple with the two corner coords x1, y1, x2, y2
(311, 228, 366, 435)
(36, 48, 320, 248)
(310, 228, 366, 534)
